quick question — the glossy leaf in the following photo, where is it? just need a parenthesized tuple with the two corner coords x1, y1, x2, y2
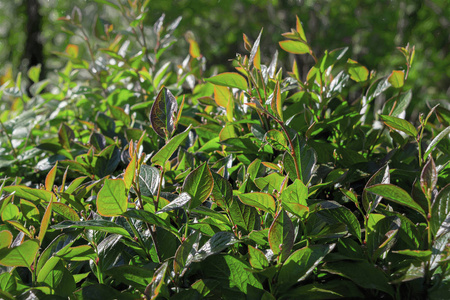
(192, 231, 238, 262)
(367, 216, 401, 260)
(122, 209, 179, 237)
(363, 164, 390, 213)
(45, 162, 58, 191)
(150, 87, 178, 139)
(420, 157, 437, 199)
(213, 85, 231, 107)
(174, 231, 200, 275)
(0, 239, 39, 269)
(183, 163, 214, 209)
(106, 265, 154, 291)
(248, 245, 269, 269)
(238, 192, 276, 214)
(52, 220, 132, 239)
(138, 164, 160, 197)
(156, 192, 191, 214)
(423, 126, 450, 160)
(205, 72, 248, 90)
(380, 114, 417, 137)
(97, 179, 128, 217)
(249, 29, 263, 69)
(149, 261, 169, 299)
(277, 244, 335, 292)
(366, 184, 426, 218)
(265, 129, 289, 152)
(269, 210, 294, 262)
(431, 184, 450, 238)
(279, 179, 309, 219)
(38, 195, 54, 244)
(151, 125, 192, 167)
(318, 206, 361, 242)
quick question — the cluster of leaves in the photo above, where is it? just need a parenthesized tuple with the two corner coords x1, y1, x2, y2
(1, 2, 450, 299)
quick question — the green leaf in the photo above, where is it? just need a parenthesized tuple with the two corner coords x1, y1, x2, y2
(122, 209, 179, 237)
(156, 192, 191, 214)
(211, 172, 233, 208)
(269, 210, 294, 262)
(277, 244, 335, 292)
(52, 220, 132, 239)
(183, 163, 214, 209)
(238, 192, 276, 214)
(254, 173, 285, 194)
(174, 231, 200, 275)
(291, 135, 317, 184)
(318, 206, 361, 242)
(192, 231, 238, 262)
(205, 72, 248, 90)
(149, 261, 169, 299)
(228, 196, 257, 235)
(27, 64, 41, 83)
(323, 260, 394, 296)
(265, 129, 289, 152)
(295, 15, 307, 42)
(151, 125, 192, 167)
(431, 184, 450, 238)
(38, 260, 76, 296)
(366, 184, 426, 218)
(200, 255, 264, 295)
(248, 245, 269, 269)
(106, 265, 154, 291)
(249, 29, 263, 69)
(0, 231, 12, 249)
(423, 126, 450, 160)
(347, 59, 369, 82)
(138, 164, 160, 197)
(38, 195, 54, 244)
(279, 40, 309, 54)
(383, 90, 412, 117)
(363, 164, 390, 213)
(366, 216, 401, 260)
(280, 179, 309, 219)
(0, 239, 39, 269)
(2, 185, 53, 202)
(93, 0, 120, 11)
(420, 157, 437, 200)
(97, 179, 128, 217)
(150, 87, 178, 139)
(380, 114, 417, 137)
(388, 70, 405, 88)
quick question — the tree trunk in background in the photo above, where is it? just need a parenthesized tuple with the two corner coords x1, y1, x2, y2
(22, 0, 44, 79)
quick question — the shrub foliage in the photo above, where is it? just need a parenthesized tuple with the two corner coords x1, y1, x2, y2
(0, 1, 449, 299)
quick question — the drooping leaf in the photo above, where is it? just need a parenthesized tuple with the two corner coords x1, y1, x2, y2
(228, 196, 258, 235)
(52, 220, 132, 239)
(277, 244, 335, 292)
(366, 184, 426, 218)
(150, 87, 178, 139)
(254, 173, 285, 194)
(97, 179, 128, 217)
(205, 72, 248, 90)
(0, 239, 39, 269)
(151, 125, 192, 167)
(211, 172, 233, 208)
(238, 192, 276, 214)
(269, 210, 294, 262)
(380, 114, 417, 137)
(183, 163, 214, 209)
(265, 130, 289, 152)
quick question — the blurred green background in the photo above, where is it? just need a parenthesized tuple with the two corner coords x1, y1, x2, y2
(1, 0, 448, 118)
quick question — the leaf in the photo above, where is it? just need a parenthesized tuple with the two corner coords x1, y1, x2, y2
(123, 153, 136, 190)
(93, 0, 120, 10)
(277, 244, 335, 292)
(149, 261, 169, 299)
(431, 184, 450, 238)
(213, 85, 232, 107)
(211, 172, 233, 208)
(421, 157, 437, 200)
(52, 202, 79, 221)
(388, 70, 404, 88)
(380, 114, 417, 137)
(271, 80, 283, 120)
(138, 164, 160, 197)
(323, 260, 394, 296)
(122, 209, 179, 237)
(291, 135, 317, 184)
(192, 231, 238, 262)
(205, 72, 248, 90)
(296, 15, 307, 42)
(97, 179, 128, 217)
(423, 126, 450, 160)
(249, 29, 263, 69)
(254, 173, 285, 194)
(228, 196, 258, 235)
(366, 216, 401, 260)
(27, 64, 41, 83)
(238, 193, 276, 214)
(52, 220, 132, 239)
(363, 164, 390, 213)
(347, 59, 369, 82)
(265, 129, 289, 152)
(156, 192, 191, 214)
(248, 245, 269, 269)
(183, 163, 214, 209)
(2, 185, 53, 202)
(44, 162, 58, 192)
(151, 125, 192, 167)
(366, 184, 426, 218)
(58, 123, 75, 149)
(279, 40, 309, 54)
(174, 231, 200, 275)
(318, 206, 361, 242)
(65, 44, 79, 59)
(269, 210, 294, 262)
(280, 179, 309, 219)
(0, 231, 13, 249)
(38, 195, 54, 244)
(0, 239, 39, 269)
(383, 90, 412, 117)
(150, 87, 178, 139)
(106, 265, 154, 291)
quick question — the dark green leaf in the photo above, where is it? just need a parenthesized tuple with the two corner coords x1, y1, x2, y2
(317, 206, 361, 242)
(269, 210, 294, 262)
(151, 125, 192, 167)
(363, 164, 390, 213)
(183, 163, 214, 209)
(380, 114, 417, 137)
(156, 192, 191, 214)
(192, 231, 238, 262)
(52, 220, 132, 239)
(150, 87, 178, 139)
(420, 157, 437, 200)
(431, 184, 450, 238)
(174, 231, 200, 275)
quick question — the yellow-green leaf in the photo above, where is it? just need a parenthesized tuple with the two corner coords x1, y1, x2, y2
(279, 40, 309, 54)
(97, 179, 128, 217)
(205, 72, 248, 90)
(388, 70, 405, 88)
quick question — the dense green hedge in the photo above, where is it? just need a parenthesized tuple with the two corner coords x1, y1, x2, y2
(0, 1, 449, 299)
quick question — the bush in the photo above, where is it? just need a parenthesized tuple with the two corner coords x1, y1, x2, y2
(0, 1, 449, 299)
